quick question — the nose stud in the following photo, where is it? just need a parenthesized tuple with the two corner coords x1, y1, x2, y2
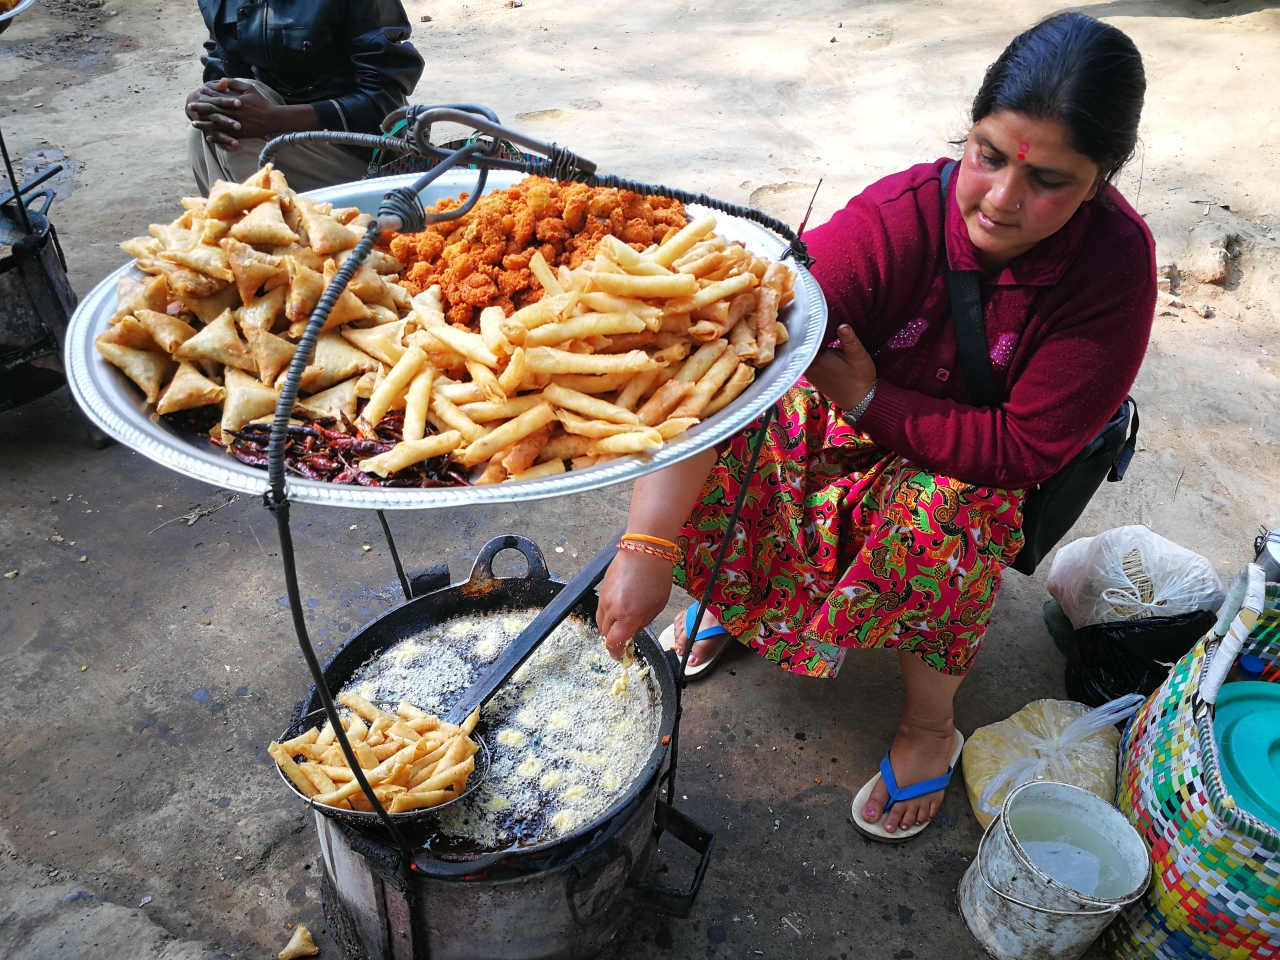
(1016, 203, 1021, 209)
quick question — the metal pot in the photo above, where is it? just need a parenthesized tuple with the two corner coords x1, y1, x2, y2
(2, 191, 76, 411)
(299, 535, 712, 960)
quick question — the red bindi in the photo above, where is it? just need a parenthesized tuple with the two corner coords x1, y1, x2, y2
(1017, 141, 1029, 161)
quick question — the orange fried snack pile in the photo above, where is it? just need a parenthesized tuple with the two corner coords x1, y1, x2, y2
(388, 178, 689, 326)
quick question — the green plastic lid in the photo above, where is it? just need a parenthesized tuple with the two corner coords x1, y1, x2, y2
(1215, 683, 1280, 829)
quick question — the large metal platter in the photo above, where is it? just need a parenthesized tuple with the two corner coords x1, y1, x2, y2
(65, 170, 826, 509)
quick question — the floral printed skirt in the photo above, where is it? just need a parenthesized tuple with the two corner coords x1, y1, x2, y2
(673, 380, 1025, 677)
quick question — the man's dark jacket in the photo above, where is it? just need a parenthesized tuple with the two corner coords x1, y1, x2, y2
(198, 0, 424, 137)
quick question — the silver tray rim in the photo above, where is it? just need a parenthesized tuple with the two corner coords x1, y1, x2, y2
(65, 170, 826, 510)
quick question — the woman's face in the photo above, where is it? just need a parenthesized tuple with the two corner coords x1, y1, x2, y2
(955, 110, 1103, 272)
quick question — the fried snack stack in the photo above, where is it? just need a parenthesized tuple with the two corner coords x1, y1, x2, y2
(389, 178, 691, 325)
(98, 164, 405, 438)
(269, 694, 481, 814)
(97, 169, 797, 487)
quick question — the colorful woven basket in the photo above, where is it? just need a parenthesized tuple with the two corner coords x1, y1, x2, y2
(1109, 565, 1280, 959)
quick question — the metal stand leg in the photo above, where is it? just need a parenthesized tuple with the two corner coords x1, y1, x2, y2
(377, 510, 413, 602)
(662, 405, 776, 810)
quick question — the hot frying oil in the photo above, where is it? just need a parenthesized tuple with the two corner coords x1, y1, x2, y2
(342, 610, 661, 853)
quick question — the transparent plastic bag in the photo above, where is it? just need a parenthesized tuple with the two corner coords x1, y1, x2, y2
(1047, 525, 1224, 630)
(961, 695, 1143, 827)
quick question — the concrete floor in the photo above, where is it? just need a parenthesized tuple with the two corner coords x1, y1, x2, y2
(2, 0, 1278, 957)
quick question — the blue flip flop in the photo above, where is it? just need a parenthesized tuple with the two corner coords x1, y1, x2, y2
(657, 606, 731, 678)
(851, 731, 965, 842)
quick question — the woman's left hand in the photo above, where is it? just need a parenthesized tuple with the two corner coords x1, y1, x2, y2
(805, 324, 878, 412)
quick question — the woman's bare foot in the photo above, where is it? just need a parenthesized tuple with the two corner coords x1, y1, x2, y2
(672, 607, 732, 667)
(861, 719, 958, 834)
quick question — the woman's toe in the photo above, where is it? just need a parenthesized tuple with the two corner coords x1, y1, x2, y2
(863, 777, 890, 824)
(882, 802, 906, 833)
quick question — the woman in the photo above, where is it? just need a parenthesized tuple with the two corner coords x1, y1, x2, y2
(595, 12, 1155, 841)
(185, 0, 424, 195)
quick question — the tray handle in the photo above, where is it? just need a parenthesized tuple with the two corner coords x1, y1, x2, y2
(467, 535, 552, 586)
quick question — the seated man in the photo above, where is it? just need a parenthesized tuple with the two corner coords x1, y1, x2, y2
(185, 0, 425, 195)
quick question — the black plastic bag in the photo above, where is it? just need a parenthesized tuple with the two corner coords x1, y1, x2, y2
(1064, 609, 1218, 708)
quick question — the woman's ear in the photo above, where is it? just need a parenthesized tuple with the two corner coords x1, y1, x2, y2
(1084, 172, 1104, 202)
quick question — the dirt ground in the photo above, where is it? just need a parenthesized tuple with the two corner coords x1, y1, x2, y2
(1, 0, 1278, 958)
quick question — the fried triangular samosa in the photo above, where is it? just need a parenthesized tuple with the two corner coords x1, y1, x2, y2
(334, 247, 404, 276)
(180, 196, 208, 214)
(120, 236, 161, 260)
(319, 259, 371, 326)
(243, 325, 297, 386)
(278, 923, 320, 960)
(98, 317, 160, 351)
(160, 244, 234, 283)
(271, 242, 325, 272)
(221, 367, 281, 433)
(96, 340, 176, 405)
(229, 198, 299, 247)
(149, 222, 197, 251)
(175, 309, 258, 373)
(355, 368, 379, 398)
(135, 308, 198, 354)
(206, 180, 278, 220)
(111, 274, 169, 324)
(221, 237, 287, 304)
(156, 361, 226, 415)
(347, 264, 396, 310)
(138, 258, 225, 300)
(297, 198, 358, 256)
(274, 362, 325, 393)
(279, 190, 304, 238)
(175, 282, 241, 325)
(236, 285, 287, 333)
(241, 163, 275, 190)
(341, 320, 407, 367)
(200, 217, 230, 245)
(306, 332, 379, 391)
(365, 304, 400, 326)
(294, 377, 358, 422)
(285, 257, 325, 326)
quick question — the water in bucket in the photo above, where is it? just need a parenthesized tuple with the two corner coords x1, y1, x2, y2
(1009, 805, 1131, 898)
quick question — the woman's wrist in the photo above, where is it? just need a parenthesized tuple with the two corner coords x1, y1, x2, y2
(843, 381, 877, 422)
(619, 534, 680, 564)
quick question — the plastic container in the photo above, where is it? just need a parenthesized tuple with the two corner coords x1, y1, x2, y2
(1214, 681, 1280, 830)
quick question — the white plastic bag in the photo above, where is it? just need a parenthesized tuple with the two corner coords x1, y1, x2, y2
(1047, 525, 1224, 630)
(962, 695, 1143, 827)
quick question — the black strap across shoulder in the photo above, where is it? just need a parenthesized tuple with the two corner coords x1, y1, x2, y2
(938, 161, 999, 408)
(935, 160, 1140, 575)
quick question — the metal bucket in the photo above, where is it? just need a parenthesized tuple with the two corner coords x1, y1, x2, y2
(958, 781, 1150, 960)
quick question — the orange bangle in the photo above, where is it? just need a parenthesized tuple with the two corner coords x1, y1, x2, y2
(617, 540, 679, 563)
(621, 533, 678, 550)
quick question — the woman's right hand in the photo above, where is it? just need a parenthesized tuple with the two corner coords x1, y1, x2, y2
(596, 551, 675, 661)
